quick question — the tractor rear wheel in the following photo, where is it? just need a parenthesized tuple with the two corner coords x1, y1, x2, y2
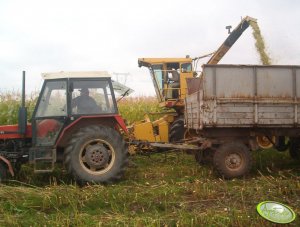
(169, 117, 184, 142)
(0, 161, 7, 183)
(213, 142, 252, 179)
(64, 125, 128, 185)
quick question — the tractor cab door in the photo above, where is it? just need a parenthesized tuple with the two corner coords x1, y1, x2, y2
(32, 79, 68, 147)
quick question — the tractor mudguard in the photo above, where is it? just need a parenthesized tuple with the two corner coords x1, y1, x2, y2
(56, 115, 127, 147)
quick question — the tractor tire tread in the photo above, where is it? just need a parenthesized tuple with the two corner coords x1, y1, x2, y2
(64, 125, 128, 185)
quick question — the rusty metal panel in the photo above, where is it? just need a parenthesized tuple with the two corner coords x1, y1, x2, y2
(185, 91, 202, 129)
(202, 67, 214, 98)
(257, 104, 294, 125)
(297, 105, 300, 123)
(200, 100, 215, 126)
(185, 64, 300, 130)
(258, 105, 294, 112)
(186, 78, 202, 95)
(296, 69, 300, 97)
(257, 68, 293, 97)
(203, 66, 255, 98)
(215, 67, 254, 98)
(215, 103, 254, 126)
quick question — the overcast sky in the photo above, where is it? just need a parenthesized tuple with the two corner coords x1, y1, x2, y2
(0, 0, 299, 96)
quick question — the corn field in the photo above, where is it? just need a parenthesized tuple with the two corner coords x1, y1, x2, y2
(0, 92, 161, 125)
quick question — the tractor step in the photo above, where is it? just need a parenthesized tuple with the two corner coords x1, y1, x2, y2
(29, 147, 56, 173)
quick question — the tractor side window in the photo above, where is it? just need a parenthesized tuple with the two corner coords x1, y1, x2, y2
(181, 63, 192, 73)
(71, 80, 116, 115)
(36, 80, 67, 117)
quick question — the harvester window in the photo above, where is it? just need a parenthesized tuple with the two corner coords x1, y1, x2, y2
(181, 63, 192, 73)
(36, 80, 67, 117)
(152, 65, 163, 91)
(167, 68, 180, 82)
(150, 65, 164, 102)
(166, 68, 180, 99)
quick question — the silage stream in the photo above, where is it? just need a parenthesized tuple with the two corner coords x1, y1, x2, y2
(249, 21, 271, 65)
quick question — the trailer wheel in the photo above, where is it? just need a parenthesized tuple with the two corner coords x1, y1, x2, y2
(0, 161, 7, 183)
(64, 125, 128, 185)
(169, 117, 184, 142)
(289, 138, 300, 160)
(213, 142, 252, 179)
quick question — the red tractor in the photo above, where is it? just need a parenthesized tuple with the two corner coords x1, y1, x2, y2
(0, 71, 129, 184)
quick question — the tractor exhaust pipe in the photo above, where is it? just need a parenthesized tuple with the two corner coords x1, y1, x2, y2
(22, 71, 25, 109)
(18, 71, 27, 135)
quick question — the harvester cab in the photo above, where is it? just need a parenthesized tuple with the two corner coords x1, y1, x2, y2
(138, 58, 194, 111)
(138, 16, 257, 109)
(133, 16, 257, 145)
(0, 71, 129, 184)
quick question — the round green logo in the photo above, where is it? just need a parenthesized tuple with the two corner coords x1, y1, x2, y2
(257, 201, 296, 224)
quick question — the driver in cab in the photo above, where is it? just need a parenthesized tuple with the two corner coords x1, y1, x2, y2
(72, 88, 100, 114)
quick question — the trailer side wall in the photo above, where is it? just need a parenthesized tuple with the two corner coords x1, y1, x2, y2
(185, 65, 300, 130)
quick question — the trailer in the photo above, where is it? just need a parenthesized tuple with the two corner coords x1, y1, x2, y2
(185, 64, 300, 178)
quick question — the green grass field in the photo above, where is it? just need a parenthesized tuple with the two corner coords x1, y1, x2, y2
(0, 94, 299, 226)
(1, 151, 300, 226)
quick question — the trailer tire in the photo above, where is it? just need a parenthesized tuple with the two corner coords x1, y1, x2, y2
(64, 125, 128, 185)
(169, 117, 184, 142)
(0, 161, 7, 183)
(289, 138, 300, 160)
(213, 142, 252, 179)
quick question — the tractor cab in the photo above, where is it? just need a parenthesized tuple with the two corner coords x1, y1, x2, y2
(138, 57, 194, 109)
(32, 71, 118, 147)
(28, 71, 130, 178)
(0, 71, 130, 184)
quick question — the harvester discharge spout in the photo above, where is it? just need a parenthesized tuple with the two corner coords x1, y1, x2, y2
(207, 16, 257, 65)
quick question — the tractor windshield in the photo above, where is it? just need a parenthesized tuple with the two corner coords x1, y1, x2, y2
(71, 79, 117, 115)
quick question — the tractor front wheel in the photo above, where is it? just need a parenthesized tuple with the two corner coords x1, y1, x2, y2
(64, 125, 128, 185)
